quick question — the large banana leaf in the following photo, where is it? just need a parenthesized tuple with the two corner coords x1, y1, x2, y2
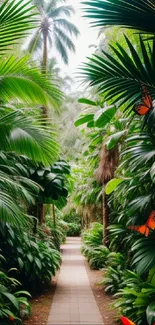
(81, 36, 155, 111)
(0, 0, 37, 51)
(83, 0, 155, 34)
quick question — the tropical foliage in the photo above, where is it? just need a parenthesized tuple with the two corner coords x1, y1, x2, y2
(28, 0, 79, 65)
(0, 0, 76, 323)
(72, 1, 155, 325)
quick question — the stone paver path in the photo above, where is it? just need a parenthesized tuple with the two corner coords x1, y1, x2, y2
(47, 237, 104, 325)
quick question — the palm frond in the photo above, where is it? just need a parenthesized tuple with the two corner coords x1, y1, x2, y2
(0, 55, 63, 108)
(0, 191, 28, 226)
(48, 5, 75, 18)
(27, 28, 42, 53)
(0, 109, 59, 165)
(80, 36, 155, 111)
(0, 0, 38, 52)
(54, 36, 68, 64)
(55, 18, 79, 37)
(55, 27, 75, 52)
(82, 0, 155, 34)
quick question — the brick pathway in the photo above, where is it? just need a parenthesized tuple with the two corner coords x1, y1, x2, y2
(47, 237, 104, 325)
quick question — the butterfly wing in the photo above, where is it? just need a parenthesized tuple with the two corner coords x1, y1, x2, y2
(120, 316, 136, 325)
(133, 85, 152, 115)
(141, 85, 152, 107)
(128, 225, 150, 237)
(146, 210, 155, 230)
(133, 104, 150, 115)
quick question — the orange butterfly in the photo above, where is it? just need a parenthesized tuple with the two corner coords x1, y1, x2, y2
(128, 211, 155, 237)
(133, 85, 152, 115)
(120, 316, 136, 325)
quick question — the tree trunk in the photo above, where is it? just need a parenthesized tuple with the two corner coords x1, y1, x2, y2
(102, 189, 110, 247)
(52, 204, 56, 227)
(38, 203, 45, 224)
(41, 30, 48, 119)
(43, 31, 47, 73)
(28, 203, 38, 233)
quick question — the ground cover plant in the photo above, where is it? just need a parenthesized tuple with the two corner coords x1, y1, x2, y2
(0, 224, 61, 293)
(0, 250, 31, 324)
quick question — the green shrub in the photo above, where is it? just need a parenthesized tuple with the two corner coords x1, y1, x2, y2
(63, 209, 81, 224)
(81, 222, 107, 269)
(82, 245, 109, 269)
(114, 270, 155, 325)
(101, 266, 125, 294)
(45, 215, 67, 249)
(63, 209, 81, 236)
(66, 222, 81, 236)
(0, 251, 30, 324)
(101, 252, 127, 293)
(82, 222, 103, 246)
(0, 224, 61, 293)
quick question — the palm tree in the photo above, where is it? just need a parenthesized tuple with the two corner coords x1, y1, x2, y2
(95, 144, 119, 246)
(28, 0, 79, 68)
(0, 0, 62, 227)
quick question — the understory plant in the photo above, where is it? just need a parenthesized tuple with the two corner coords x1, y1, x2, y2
(0, 224, 61, 293)
(115, 270, 155, 325)
(63, 209, 81, 236)
(101, 252, 127, 294)
(0, 251, 31, 324)
(66, 222, 81, 236)
(81, 223, 110, 269)
(45, 214, 68, 250)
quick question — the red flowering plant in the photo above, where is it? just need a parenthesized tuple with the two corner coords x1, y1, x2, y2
(120, 315, 155, 325)
(120, 316, 136, 325)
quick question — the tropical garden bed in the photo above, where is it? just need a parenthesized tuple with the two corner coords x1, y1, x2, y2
(1, 1, 155, 325)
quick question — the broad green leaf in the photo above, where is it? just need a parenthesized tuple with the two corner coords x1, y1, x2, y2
(146, 302, 155, 325)
(14, 291, 31, 298)
(78, 98, 97, 106)
(150, 163, 155, 183)
(74, 114, 94, 127)
(2, 292, 19, 309)
(94, 105, 116, 128)
(105, 178, 124, 195)
(18, 257, 24, 269)
(106, 130, 127, 150)
(35, 258, 42, 270)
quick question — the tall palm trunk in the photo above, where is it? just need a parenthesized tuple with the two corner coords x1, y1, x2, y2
(43, 30, 47, 73)
(41, 28, 48, 119)
(102, 189, 110, 246)
(95, 144, 119, 246)
(52, 204, 56, 227)
(38, 202, 45, 224)
(38, 24, 49, 224)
